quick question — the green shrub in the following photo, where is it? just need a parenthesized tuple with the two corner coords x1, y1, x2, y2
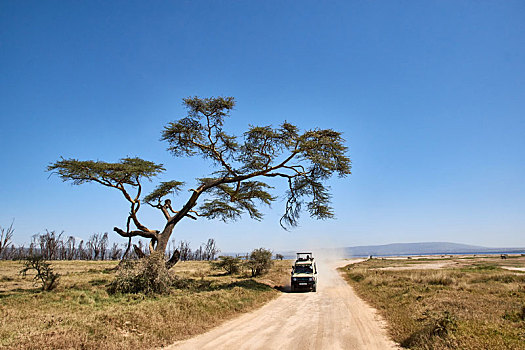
(107, 253, 173, 295)
(211, 256, 242, 275)
(349, 272, 365, 282)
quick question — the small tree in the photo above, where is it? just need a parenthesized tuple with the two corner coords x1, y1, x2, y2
(275, 253, 284, 260)
(211, 256, 242, 275)
(247, 248, 273, 277)
(48, 96, 351, 268)
(20, 255, 60, 291)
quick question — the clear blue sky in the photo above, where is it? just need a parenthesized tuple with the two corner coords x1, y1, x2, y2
(1, 1, 524, 252)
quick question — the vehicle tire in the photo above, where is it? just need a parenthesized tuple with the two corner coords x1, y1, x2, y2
(290, 285, 295, 293)
(312, 284, 317, 292)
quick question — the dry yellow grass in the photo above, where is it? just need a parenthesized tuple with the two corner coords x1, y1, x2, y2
(0, 259, 290, 350)
(341, 255, 525, 349)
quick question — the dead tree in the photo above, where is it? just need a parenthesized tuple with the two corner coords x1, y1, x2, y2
(109, 243, 122, 260)
(35, 231, 63, 260)
(178, 241, 192, 261)
(0, 221, 15, 259)
(204, 238, 219, 261)
(65, 236, 76, 260)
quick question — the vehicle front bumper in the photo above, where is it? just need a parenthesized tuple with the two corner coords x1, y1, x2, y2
(291, 279, 316, 289)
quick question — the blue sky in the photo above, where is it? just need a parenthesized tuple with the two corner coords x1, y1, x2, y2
(1, 1, 524, 252)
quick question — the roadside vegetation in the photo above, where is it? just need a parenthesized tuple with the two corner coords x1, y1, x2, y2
(341, 255, 525, 349)
(0, 257, 290, 350)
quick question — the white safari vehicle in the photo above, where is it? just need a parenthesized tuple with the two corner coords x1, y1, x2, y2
(290, 252, 317, 292)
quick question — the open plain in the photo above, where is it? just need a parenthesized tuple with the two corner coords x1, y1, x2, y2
(341, 255, 525, 349)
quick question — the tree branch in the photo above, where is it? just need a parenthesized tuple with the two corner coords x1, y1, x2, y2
(113, 227, 159, 240)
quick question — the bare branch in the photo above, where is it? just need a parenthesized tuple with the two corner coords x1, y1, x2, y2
(113, 227, 159, 240)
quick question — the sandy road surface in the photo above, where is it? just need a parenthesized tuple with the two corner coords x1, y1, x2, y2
(165, 258, 398, 350)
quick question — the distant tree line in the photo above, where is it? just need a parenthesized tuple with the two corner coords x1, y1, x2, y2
(166, 238, 219, 262)
(0, 222, 219, 262)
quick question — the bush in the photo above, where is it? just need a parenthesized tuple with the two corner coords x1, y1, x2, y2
(19, 255, 60, 291)
(503, 305, 525, 322)
(107, 252, 173, 295)
(349, 272, 365, 282)
(431, 311, 457, 337)
(425, 272, 456, 286)
(246, 248, 273, 277)
(211, 256, 242, 275)
(401, 311, 458, 348)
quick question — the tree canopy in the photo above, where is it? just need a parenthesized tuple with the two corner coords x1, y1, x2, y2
(48, 96, 351, 266)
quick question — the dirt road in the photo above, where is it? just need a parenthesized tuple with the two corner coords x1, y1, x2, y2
(165, 258, 398, 350)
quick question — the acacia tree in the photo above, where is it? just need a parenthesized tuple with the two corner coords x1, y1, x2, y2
(48, 97, 351, 268)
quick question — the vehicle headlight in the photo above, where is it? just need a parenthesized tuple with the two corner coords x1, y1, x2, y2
(292, 278, 296, 281)
(308, 277, 313, 281)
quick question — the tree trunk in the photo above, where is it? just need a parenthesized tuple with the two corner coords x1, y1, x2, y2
(156, 221, 180, 269)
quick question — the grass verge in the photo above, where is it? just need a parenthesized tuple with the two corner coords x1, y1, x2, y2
(0, 259, 290, 349)
(340, 256, 525, 349)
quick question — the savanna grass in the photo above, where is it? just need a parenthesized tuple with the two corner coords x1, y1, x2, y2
(341, 256, 525, 349)
(0, 259, 290, 349)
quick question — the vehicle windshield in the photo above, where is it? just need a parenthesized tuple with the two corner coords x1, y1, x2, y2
(294, 265, 313, 274)
(296, 253, 313, 261)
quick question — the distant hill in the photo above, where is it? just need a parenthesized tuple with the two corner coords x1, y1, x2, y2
(342, 242, 525, 257)
(274, 242, 525, 259)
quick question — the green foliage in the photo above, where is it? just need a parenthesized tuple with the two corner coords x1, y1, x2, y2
(239, 123, 299, 172)
(48, 157, 165, 187)
(246, 248, 273, 277)
(162, 96, 237, 159)
(161, 96, 351, 228)
(20, 255, 60, 291)
(198, 180, 276, 221)
(211, 256, 242, 275)
(107, 253, 173, 295)
(143, 180, 185, 204)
